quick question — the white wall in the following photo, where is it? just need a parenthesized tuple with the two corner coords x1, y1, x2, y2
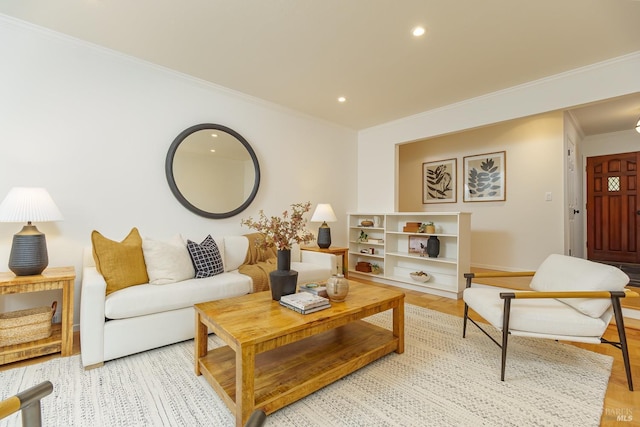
(397, 112, 565, 270)
(358, 52, 640, 212)
(0, 16, 357, 326)
(581, 129, 640, 158)
(358, 52, 640, 270)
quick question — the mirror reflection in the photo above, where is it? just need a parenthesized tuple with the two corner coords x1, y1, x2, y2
(166, 124, 260, 218)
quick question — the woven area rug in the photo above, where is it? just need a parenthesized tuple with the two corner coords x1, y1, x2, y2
(0, 304, 612, 427)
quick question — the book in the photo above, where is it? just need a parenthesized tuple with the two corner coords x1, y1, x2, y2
(280, 300, 330, 314)
(280, 292, 330, 310)
(299, 283, 328, 298)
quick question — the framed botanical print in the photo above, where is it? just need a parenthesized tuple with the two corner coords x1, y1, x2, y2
(423, 158, 457, 204)
(463, 151, 506, 202)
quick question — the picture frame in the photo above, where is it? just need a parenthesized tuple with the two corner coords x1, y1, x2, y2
(408, 235, 430, 255)
(423, 158, 457, 204)
(463, 151, 506, 202)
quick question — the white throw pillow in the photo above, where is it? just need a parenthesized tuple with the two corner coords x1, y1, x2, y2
(142, 234, 195, 285)
(530, 254, 629, 318)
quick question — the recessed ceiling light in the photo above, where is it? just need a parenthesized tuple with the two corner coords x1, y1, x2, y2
(211, 133, 218, 138)
(412, 26, 425, 37)
(338, 97, 346, 103)
(210, 149, 216, 153)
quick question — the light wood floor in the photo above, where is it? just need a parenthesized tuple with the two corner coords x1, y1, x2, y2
(1, 276, 638, 426)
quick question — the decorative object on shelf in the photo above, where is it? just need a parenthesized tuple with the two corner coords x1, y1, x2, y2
(0, 187, 64, 276)
(356, 261, 372, 273)
(367, 238, 383, 244)
(358, 230, 368, 242)
(403, 222, 422, 232)
(410, 271, 430, 283)
(423, 158, 457, 204)
(326, 274, 349, 302)
(360, 220, 374, 227)
(373, 216, 381, 227)
(0, 301, 57, 346)
(371, 263, 382, 275)
(241, 202, 315, 300)
(426, 235, 440, 258)
(464, 151, 506, 202)
(424, 222, 436, 234)
(310, 203, 337, 249)
(408, 235, 430, 254)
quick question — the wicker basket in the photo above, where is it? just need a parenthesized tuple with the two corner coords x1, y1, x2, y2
(0, 301, 57, 346)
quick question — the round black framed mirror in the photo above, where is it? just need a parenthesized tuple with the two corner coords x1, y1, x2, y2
(165, 123, 260, 219)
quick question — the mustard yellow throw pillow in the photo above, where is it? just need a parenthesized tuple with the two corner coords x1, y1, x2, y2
(92, 227, 149, 295)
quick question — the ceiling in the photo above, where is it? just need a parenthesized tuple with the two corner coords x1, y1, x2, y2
(1, 0, 639, 134)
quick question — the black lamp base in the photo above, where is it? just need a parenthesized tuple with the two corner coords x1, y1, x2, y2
(317, 225, 332, 249)
(8, 225, 49, 276)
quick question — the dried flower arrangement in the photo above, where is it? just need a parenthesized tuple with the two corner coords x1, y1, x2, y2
(241, 201, 315, 251)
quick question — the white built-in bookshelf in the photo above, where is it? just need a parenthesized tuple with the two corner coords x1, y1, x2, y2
(347, 212, 471, 299)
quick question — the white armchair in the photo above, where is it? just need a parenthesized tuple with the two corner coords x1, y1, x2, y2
(463, 254, 638, 391)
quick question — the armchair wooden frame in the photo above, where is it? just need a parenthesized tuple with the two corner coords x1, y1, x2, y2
(0, 381, 53, 427)
(463, 271, 639, 391)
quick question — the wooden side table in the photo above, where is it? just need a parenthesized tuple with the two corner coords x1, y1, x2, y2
(0, 266, 75, 365)
(301, 246, 349, 278)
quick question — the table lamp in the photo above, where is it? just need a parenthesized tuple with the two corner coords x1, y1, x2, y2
(311, 203, 337, 249)
(0, 187, 63, 276)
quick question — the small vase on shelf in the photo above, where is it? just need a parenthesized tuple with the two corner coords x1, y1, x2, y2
(426, 236, 440, 258)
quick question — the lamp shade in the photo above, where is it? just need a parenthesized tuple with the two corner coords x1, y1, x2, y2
(636, 117, 640, 134)
(0, 187, 63, 223)
(0, 187, 63, 276)
(311, 204, 337, 223)
(311, 204, 337, 249)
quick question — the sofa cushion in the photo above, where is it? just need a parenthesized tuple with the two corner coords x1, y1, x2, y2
(92, 228, 149, 295)
(187, 235, 224, 278)
(142, 234, 195, 285)
(223, 236, 249, 271)
(530, 254, 629, 318)
(104, 273, 252, 319)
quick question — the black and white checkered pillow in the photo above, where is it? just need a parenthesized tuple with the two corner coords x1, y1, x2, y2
(186, 235, 224, 278)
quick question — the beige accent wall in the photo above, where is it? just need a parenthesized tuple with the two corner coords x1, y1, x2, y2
(398, 111, 566, 271)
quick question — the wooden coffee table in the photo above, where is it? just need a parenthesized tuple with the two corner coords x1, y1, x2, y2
(194, 281, 404, 427)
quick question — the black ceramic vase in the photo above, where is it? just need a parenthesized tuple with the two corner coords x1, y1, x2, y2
(426, 235, 440, 258)
(269, 249, 298, 301)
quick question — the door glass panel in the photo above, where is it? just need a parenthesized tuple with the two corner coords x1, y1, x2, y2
(608, 176, 620, 192)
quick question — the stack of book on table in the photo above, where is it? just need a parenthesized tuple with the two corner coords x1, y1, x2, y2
(280, 292, 331, 314)
(299, 283, 328, 298)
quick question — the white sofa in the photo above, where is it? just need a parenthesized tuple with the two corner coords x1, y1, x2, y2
(80, 236, 336, 368)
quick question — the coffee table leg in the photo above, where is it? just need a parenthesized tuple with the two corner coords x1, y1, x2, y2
(236, 344, 256, 427)
(194, 312, 208, 375)
(393, 300, 405, 354)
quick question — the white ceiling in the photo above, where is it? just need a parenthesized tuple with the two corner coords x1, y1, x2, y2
(1, 0, 639, 134)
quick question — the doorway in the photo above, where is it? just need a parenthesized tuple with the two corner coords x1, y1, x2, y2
(586, 151, 640, 283)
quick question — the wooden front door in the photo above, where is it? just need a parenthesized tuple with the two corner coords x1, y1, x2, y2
(586, 152, 640, 263)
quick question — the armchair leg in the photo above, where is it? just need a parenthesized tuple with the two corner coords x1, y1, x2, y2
(462, 273, 474, 339)
(463, 303, 469, 338)
(611, 296, 634, 391)
(501, 297, 512, 382)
